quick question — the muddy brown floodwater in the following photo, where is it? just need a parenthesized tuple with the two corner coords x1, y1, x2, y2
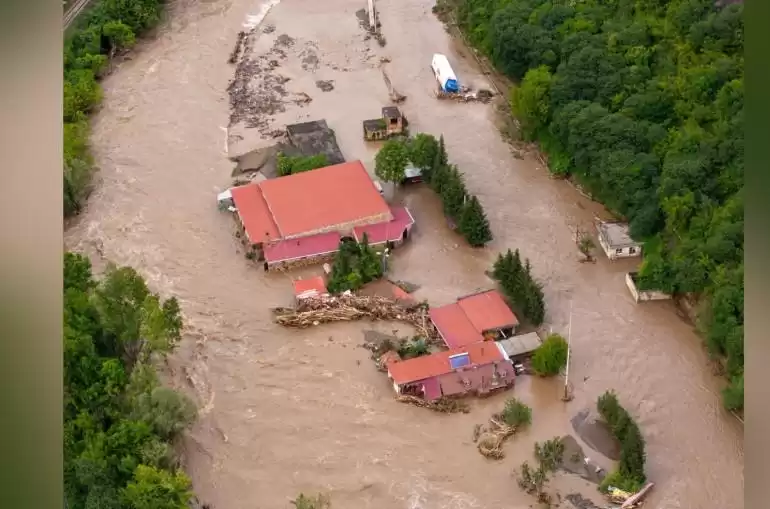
(64, 0, 744, 508)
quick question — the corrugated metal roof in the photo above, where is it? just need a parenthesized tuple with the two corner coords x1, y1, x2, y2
(497, 332, 542, 358)
(387, 341, 505, 385)
(457, 290, 519, 333)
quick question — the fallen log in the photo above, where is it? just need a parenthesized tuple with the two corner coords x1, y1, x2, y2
(621, 483, 655, 509)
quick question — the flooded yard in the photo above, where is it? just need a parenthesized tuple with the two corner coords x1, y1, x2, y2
(64, 0, 743, 508)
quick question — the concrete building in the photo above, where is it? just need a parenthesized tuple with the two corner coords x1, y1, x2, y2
(385, 341, 515, 401)
(597, 222, 642, 260)
(230, 161, 415, 269)
(625, 272, 672, 303)
(429, 290, 519, 349)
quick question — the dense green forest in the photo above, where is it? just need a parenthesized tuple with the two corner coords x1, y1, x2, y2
(441, 0, 743, 411)
(64, 253, 198, 508)
(64, 0, 165, 216)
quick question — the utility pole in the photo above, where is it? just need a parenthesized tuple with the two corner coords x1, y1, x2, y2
(563, 301, 573, 402)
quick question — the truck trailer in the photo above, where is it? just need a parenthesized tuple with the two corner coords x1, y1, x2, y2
(431, 53, 459, 93)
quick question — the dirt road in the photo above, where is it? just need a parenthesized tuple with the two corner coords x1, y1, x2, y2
(64, 0, 744, 508)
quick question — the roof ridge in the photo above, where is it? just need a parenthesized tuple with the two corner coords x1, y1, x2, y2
(257, 181, 284, 241)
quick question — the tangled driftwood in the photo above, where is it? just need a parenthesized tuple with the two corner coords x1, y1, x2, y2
(477, 415, 517, 459)
(396, 394, 470, 414)
(272, 295, 440, 341)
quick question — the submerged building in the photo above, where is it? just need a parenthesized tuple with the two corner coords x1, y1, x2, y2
(230, 160, 415, 269)
(385, 341, 515, 401)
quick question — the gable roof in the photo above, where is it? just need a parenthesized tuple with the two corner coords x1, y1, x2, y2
(429, 304, 485, 349)
(230, 184, 280, 244)
(457, 290, 519, 332)
(387, 341, 506, 385)
(353, 206, 414, 245)
(259, 161, 391, 238)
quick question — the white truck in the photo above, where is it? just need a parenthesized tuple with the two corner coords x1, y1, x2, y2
(431, 53, 460, 93)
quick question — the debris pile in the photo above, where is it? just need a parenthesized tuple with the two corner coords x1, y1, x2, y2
(228, 30, 249, 64)
(476, 414, 517, 459)
(273, 295, 439, 340)
(396, 394, 470, 414)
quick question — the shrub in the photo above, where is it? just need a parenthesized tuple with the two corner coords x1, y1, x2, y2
(276, 153, 330, 176)
(501, 398, 532, 428)
(530, 334, 568, 376)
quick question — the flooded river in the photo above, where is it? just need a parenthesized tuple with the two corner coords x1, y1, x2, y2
(64, 0, 744, 508)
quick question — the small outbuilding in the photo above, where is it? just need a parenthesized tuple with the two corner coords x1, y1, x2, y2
(292, 276, 329, 301)
(596, 222, 642, 260)
(496, 332, 542, 362)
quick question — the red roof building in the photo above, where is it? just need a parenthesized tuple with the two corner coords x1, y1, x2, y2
(229, 161, 415, 269)
(258, 161, 392, 239)
(429, 290, 519, 349)
(264, 232, 342, 265)
(353, 206, 415, 245)
(293, 276, 328, 300)
(230, 184, 280, 245)
(386, 341, 515, 401)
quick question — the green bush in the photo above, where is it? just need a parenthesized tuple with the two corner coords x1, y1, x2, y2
(501, 398, 532, 428)
(277, 152, 330, 176)
(530, 333, 568, 376)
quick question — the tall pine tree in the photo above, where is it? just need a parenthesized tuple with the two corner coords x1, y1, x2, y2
(459, 195, 493, 246)
(441, 166, 467, 220)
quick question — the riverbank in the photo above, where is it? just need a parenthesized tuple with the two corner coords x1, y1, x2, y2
(435, 0, 745, 414)
(64, 0, 744, 507)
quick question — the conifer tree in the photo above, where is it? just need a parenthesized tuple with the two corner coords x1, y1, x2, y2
(459, 195, 493, 246)
(618, 425, 646, 485)
(441, 166, 467, 220)
(438, 134, 448, 167)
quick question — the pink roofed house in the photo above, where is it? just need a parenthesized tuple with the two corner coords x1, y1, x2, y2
(386, 341, 515, 401)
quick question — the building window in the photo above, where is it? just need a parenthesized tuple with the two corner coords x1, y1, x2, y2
(615, 248, 623, 254)
(629, 247, 637, 254)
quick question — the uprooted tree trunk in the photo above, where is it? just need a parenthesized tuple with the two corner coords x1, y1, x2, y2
(272, 294, 439, 342)
(476, 415, 518, 459)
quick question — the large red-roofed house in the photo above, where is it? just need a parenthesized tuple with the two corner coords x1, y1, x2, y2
(230, 161, 415, 269)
